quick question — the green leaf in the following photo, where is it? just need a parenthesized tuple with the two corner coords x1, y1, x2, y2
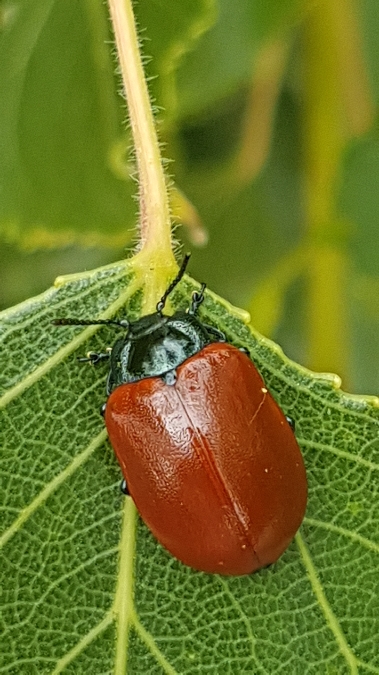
(359, 0, 379, 101)
(1, 261, 379, 673)
(134, 0, 216, 123)
(0, 0, 137, 246)
(336, 131, 379, 394)
(339, 133, 379, 276)
(175, 0, 307, 119)
(0, 0, 214, 246)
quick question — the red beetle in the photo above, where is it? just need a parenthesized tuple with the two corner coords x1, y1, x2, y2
(55, 256, 307, 575)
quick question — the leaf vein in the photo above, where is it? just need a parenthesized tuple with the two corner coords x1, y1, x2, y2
(113, 497, 138, 674)
(132, 613, 179, 675)
(0, 429, 108, 549)
(218, 577, 260, 667)
(0, 279, 140, 409)
(50, 610, 114, 674)
(296, 532, 359, 674)
(300, 439, 379, 470)
(304, 517, 379, 554)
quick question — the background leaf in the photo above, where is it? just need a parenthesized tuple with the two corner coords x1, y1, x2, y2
(0, 0, 134, 245)
(0, 0, 213, 247)
(1, 262, 379, 672)
(173, 0, 306, 119)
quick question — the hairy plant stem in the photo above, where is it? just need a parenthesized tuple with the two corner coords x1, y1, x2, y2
(108, 0, 176, 310)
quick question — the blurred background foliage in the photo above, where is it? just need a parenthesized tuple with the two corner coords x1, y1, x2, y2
(1, 0, 379, 394)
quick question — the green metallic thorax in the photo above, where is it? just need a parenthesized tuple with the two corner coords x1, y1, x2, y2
(107, 310, 214, 393)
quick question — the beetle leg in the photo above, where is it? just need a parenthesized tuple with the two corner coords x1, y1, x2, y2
(106, 370, 114, 397)
(162, 369, 177, 386)
(120, 479, 129, 496)
(78, 350, 111, 365)
(286, 416, 295, 431)
(203, 324, 226, 342)
(239, 346, 250, 357)
(100, 402, 106, 417)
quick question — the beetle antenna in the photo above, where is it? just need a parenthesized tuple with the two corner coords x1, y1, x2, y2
(156, 253, 191, 314)
(53, 318, 129, 329)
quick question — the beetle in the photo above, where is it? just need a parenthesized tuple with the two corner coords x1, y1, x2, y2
(54, 255, 307, 575)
